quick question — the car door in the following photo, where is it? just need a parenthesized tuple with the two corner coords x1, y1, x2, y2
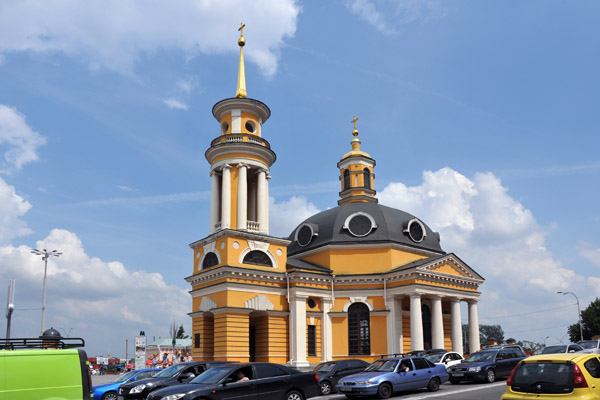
(213, 367, 258, 400)
(393, 359, 420, 391)
(253, 364, 292, 400)
(331, 361, 351, 386)
(411, 358, 435, 388)
(495, 350, 514, 378)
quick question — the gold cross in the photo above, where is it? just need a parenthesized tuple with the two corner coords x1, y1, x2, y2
(238, 23, 246, 36)
(351, 116, 359, 131)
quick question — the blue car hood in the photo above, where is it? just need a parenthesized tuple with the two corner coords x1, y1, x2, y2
(340, 371, 388, 381)
(92, 382, 119, 391)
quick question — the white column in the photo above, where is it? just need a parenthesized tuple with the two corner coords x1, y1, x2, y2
(248, 177, 256, 222)
(220, 164, 231, 229)
(237, 163, 248, 230)
(431, 296, 444, 349)
(257, 169, 267, 234)
(321, 299, 333, 361)
(209, 170, 220, 233)
(451, 299, 463, 354)
(386, 297, 403, 355)
(264, 174, 270, 234)
(410, 294, 424, 351)
(289, 294, 309, 367)
(468, 301, 480, 354)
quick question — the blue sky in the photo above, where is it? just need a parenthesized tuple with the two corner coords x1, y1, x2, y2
(0, 0, 598, 357)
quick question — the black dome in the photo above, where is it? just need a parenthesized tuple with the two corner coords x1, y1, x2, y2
(287, 202, 444, 256)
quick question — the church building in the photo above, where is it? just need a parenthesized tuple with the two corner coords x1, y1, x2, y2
(186, 26, 484, 367)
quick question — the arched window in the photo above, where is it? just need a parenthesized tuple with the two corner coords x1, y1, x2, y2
(348, 303, 370, 355)
(242, 250, 272, 267)
(202, 252, 219, 269)
(363, 168, 371, 189)
(343, 170, 351, 191)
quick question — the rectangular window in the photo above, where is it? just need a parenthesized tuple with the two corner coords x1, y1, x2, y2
(307, 325, 317, 356)
(194, 333, 200, 348)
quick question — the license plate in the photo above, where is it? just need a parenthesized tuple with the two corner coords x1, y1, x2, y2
(117, 397, 124, 400)
(452, 373, 464, 377)
(339, 387, 351, 392)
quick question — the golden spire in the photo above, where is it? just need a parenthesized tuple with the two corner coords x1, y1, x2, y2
(236, 23, 247, 98)
(351, 116, 359, 136)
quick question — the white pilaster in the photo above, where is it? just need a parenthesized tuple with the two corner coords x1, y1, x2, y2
(231, 109, 242, 133)
(410, 294, 424, 351)
(322, 298, 333, 361)
(257, 169, 267, 234)
(468, 301, 480, 353)
(237, 163, 248, 230)
(289, 294, 309, 367)
(248, 176, 256, 221)
(210, 170, 220, 233)
(221, 164, 231, 229)
(386, 296, 403, 355)
(431, 296, 444, 349)
(451, 299, 463, 354)
(264, 174, 270, 234)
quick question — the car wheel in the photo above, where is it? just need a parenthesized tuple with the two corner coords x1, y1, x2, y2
(320, 381, 332, 395)
(485, 369, 496, 383)
(427, 377, 440, 392)
(377, 382, 392, 399)
(285, 390, 304, 400)
(450, 379, 460, 384)
(102, 392, 118, 400)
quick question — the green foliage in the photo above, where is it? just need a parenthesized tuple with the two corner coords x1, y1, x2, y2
(176, 324, 188, 339)
(567, 298, 600, 342)
(479, 324, 505, 345)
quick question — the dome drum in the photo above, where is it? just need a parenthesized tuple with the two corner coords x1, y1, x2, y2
(212, 97, 271, 125)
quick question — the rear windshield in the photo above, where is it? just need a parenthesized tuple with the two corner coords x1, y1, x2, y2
(541, 346, 567, 354)
(511, 362, 573, 394)
(579, 340, 600, 350)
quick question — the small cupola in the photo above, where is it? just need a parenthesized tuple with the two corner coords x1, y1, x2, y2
(337, 116, 377, 205)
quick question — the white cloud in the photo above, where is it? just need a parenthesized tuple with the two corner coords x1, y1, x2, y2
(0, 105, 47, 173)
(0, 0, 300, 77)
(270, 196, 320, 238)
(347, 0, 396, 34)
(0, 177, 32, 245)
(580, 247, 600, 268)
(117, 185, 136, 192)
(162, 98, 189, 111)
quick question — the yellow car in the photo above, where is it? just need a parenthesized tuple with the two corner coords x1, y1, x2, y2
(501, 353, 600, 399)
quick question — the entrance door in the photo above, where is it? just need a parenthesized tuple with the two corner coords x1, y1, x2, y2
(249, 325, 256, 362)
(422, 305, 432, 350)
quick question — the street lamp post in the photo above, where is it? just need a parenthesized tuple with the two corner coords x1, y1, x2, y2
(31, 248, 62, 335)
(557, 291, 584, 342)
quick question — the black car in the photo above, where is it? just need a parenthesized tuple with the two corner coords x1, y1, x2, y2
(117, 361, 234, 399)
(146, 362, 321, 400)
(313, 359, 369, 395)
(447, 347, 526, 383)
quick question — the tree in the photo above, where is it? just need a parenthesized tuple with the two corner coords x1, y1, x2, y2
(176, 324, 188, 339)
(567, 298, 600, 342)
(479, 324, 505, 345)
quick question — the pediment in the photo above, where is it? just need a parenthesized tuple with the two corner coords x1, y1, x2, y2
(419, 253, 483, 281)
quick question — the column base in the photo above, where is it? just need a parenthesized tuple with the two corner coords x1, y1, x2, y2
(288, 360, 310, 368)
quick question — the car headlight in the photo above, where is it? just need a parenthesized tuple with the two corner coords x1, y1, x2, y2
(355, 381, 373, 385)
(162, 395, 185, 400)
(468, 367, 481, 372)
(131, 384, 147, 394)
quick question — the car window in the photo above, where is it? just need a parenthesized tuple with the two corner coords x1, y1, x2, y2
(464, 351, 495, 363)
(254, 364, 288, 379)
(512, 362, 573, 394)
(136, 371, 154, 379)
(366, 359, 399, 372)
(412, 358, 430, 370)
(337, 361, 350, 371)
(313, 363, 335, 372)
(349, 360, 366, 369)
(584, 357, 600, 378)
(579, 340, 600, 350)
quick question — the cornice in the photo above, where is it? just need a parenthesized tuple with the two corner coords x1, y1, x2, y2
(189, 229, 290, 249)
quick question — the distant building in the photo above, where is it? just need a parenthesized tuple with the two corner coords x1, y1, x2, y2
(186, 27, 484, 367)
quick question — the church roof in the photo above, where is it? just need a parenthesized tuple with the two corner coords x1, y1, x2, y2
(287, 202, 445, 256)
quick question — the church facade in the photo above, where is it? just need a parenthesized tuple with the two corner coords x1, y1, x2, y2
(186, 27, 484, 367)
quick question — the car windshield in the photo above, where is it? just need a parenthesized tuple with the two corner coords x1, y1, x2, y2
(190, 367, 233, 384)
(424, 353, 444, 363)
(313, 363, 335, 372)
(541, 346, 567, 354)
(579, 340, 599, 349)
(464, 351, 495, 363)
(113, 370, 136, 383)
(155, 364, 190, 378)
(365, 360, 398, 372)
(511, 362, 573, 394)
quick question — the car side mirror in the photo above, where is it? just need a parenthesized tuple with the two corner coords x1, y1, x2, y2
(179, 372, 195, 381)
(223, 377, 234, 385)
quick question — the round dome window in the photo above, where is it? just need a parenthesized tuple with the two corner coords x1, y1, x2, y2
(405, 219, 426, 243)
(344, 212, 377, 237)
(296, 224, 316, 247)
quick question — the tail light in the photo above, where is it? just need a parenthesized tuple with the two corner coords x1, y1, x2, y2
(506, 365, 517, 386)
(574, 364, 588, 388)
(315, 374, 319, 382)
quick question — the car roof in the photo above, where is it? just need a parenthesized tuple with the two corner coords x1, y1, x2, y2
(523, 353, 593, 363)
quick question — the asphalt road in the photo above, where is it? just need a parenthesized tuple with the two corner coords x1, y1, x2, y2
(92, 374, 507, 400)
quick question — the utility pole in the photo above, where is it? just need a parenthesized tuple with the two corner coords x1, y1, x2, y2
(5, 279, 15, 338)
(31, 248, 62, 334)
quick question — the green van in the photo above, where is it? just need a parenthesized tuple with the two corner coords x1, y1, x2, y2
(0, 335, 93, 399)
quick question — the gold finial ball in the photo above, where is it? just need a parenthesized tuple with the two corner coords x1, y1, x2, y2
(238, 37, 246, 47)
(352, 128, 359, 137)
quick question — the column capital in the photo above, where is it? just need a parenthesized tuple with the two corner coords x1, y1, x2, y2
(209, 169, 221, 177)
(237, 162, 249, 169)
(221, 163, 232, 171)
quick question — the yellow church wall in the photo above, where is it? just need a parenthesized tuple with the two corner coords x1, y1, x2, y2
(332, 316, 348, 355)
(219, 112, 232, 135)
(432, 263, 463, 276)
(371, 315, 387, 355)
(191, 315, 214, 360)
(213, 313, 250, 362)
(262, 314, 289, 363)
(402, 314, 412, 352)
(241, 111, 260, 135)
(443, 315, 452, 350)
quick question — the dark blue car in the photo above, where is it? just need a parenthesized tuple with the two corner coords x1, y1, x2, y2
(336, 357, 448, 398)
(92, 368, 161, 400)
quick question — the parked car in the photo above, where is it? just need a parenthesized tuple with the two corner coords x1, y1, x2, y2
(424, 351, 464, 369)
(447, 347, 526, 384)
(313, 359, 369, 395)
(402, 348, 447, 357)
(501, 353, 600, 400)
(578, 339, 600, 354)
(93, 368, 161, 400)
(537, 343, 584, 354)
(145, 362, 321, 400)
(335, 357, 448, 398)
(117, 361, 234, 399)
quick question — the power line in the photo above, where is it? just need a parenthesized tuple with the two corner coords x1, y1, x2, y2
(505, 324, 570, 334)
(480, 303, 576, 320)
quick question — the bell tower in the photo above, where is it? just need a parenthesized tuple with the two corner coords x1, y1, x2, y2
(205, 23, 276, 234)
(337, 116, 377, 205)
